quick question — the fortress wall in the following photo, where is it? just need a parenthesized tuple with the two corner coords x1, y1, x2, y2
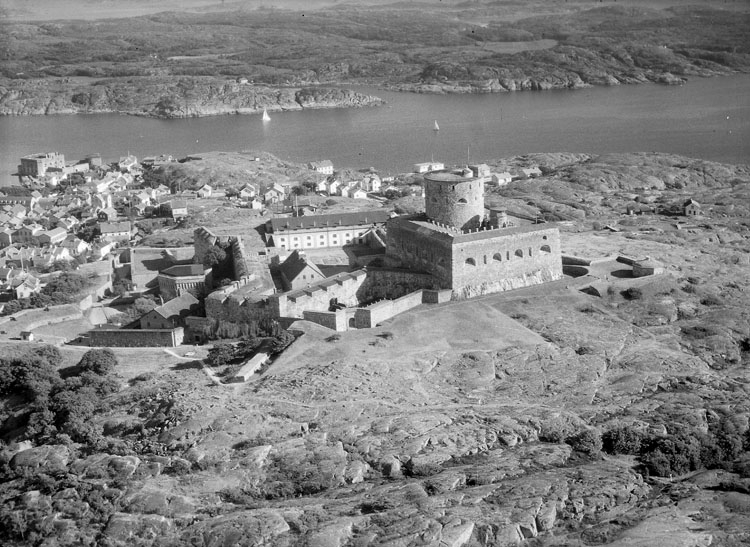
(354, 300, 393, 329)
(385, 227, 453, 287)
(89, 327, 183, 347)
(451, 227, 563, 298)
(193, 227, 219, 265)
(390, 290, 425, 315)
(230, 236, 251, 278)
(303, 309, 347, 331)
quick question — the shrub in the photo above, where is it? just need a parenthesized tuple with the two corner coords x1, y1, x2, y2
(602, 425, 644, 455)
(77, 348, 118, 376)
(621, 287, 643, 300)
(567, 429, 603, 455)
(539, 418, 574, 444)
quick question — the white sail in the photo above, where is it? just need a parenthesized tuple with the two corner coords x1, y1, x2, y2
(262, 109, 271, 122)
(433, 120, 439, 131)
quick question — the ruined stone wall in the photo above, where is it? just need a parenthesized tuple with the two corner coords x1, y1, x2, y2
(273, 271, 367, 318)
(193, 227, 220, 265)
(302, 310, 347, 331)
(89, 327, 183, 347)
(450, 226, 563, 299)
(205, 293, 275, 324)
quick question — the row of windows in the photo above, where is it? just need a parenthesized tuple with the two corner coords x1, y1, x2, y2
(465, 245, 552, 266)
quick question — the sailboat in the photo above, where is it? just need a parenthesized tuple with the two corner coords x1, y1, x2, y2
(262, 109, 271, 122)
(433, 120, 440, 131)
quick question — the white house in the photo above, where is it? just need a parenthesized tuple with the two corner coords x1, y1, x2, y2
(492, 172, 513, 185)
(308, 160, 334, 175)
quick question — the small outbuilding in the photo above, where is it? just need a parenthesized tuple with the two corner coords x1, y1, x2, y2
(20, 331, 34, 341)
(633, 258, 665, 277)
(683, 198, 702, 217)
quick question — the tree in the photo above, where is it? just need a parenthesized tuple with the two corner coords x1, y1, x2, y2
(77, 348, 118, 376)
(207, 342, 236, 367)
(203, 245, 227, 268)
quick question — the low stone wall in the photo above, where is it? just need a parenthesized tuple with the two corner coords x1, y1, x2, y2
(562, 255, 593, 266)
(88, 327, 184, 347)
(422, 289, 453, 304)
(354, 290, 426, 329)
(302, 309, 347, 331)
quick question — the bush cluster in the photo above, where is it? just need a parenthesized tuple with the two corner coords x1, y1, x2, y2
(603, 419, 748, 477)
(0, 347, 121, 447)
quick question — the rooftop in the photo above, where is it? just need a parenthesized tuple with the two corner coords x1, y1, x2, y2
(269, 210, 389, 232)
(389, 214, 557, 244)
(160, 264, 206, 277)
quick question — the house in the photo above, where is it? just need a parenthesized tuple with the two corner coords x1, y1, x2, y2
(0, 228, 13, 248)
(350, 188, 368, 200)
(238, 184, 257, 199)
(162, 200, 188, 220)
(263, 184, 286, 204)
(154, 184, 171, 197)
(61, 234, 91, 256)
(118, 155, 139, 172)
(139, 292, 200, 330)
(31, 247, 72, 269)
(520, 167, 543, 179)
(492, 172, 513, 185)
(92, 193, 113, 210)
(308, 160, 334, 175)
(277, 250, 326, 291)
(684, 198, 702, 217)
(248, 197, 264, 210)
(99, 221, 133, 243)
(13, 224, 44, 244)
(413, 162, 444, 174)
(12, 274, 42, 299)
(197, 184, 213, 198)
(326, 180, 341, 196)
(97, 207, 119, 222)
(37, 227, 68, 246)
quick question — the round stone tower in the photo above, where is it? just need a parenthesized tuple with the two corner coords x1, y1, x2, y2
(424, 169, 485, 231)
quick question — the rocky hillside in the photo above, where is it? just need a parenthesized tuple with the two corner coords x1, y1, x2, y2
(1, 152, 750, 546)
(0, 79, 384, 118)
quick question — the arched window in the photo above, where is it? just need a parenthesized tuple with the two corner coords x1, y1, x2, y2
(528, 248, 532, 256)
(542, 235, 548, 240)
(493, 253, 502, 262)
(515, 249, 523, 258)
(458, 198, 467, 204)
(465, 258, 476, 266)
(541, 245, 551, 253)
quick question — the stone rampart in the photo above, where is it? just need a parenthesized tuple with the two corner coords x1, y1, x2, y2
(302, 310, 347, 331)
(89, 327, 184, 347)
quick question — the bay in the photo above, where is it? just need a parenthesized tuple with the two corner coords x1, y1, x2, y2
(0, 74, 748, 187)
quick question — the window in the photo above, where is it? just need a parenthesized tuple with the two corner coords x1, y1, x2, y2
(493, 253, 502, 262)
(541, 245, 551, 253)
(465, 258, 476, 266)
(515, 249, 523, 258)
(483, 255, 487, 265)
(528, 248, 532, 256)
(458, 198, 467, 204)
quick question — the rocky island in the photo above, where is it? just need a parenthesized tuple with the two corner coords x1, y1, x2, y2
(1, 0, 748, 117)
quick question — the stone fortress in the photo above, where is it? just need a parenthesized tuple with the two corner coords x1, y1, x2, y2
(195, 163, 564, 333)
(385, 165, 563, 299)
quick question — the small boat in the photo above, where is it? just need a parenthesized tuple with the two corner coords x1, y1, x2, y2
(433, 120, 439, 131)
(262, 109, 271, 122)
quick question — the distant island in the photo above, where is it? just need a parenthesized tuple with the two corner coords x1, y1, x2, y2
(1, 0, 748, 117)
